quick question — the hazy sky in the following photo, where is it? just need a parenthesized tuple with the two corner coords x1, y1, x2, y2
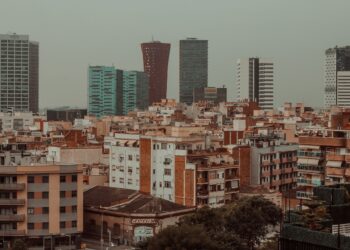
(1, 0, 349, 109)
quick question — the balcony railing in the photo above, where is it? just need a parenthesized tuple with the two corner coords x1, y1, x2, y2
(297, 178, 323, 186)
(197, 178, 208, 184)
(0, 214, 25, 222)
(197, 190, 209, 197)
(225, 174, 239, 180)
(0, 230, 25, 236)
(297, 164, 324, 172)
(0, 183, 25, 191)
(0, 199, 25, 206)
(298, 150, 324, 158)
(296, 191, 313, 200)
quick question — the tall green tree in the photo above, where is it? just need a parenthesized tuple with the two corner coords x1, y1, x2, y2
(225, 196, 282, 249)
(12, 239, 26, 250)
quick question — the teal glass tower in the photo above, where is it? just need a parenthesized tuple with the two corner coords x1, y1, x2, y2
(88, 66, 119, 117)
(122, 71, 149, 114)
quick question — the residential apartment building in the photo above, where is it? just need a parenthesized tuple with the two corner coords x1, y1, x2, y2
(0, 33, 39, 113)
(236, 58, 274, 110)
(297, 128, 350, 200)
(179, 38, 208, 105)
(122, 71, 149, 114)
(324, 46, 350, 108)
(106, 131, 239, 208)
(0, 163, 83, 249)
(193, 87, 227, 104)
(244, 128, 298, 192)
(141, 41, 170, 105)
(88, 66, 122, 118)
(47, 108, 87, 122)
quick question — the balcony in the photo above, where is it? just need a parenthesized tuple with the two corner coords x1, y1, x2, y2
(197, 178, 208, 184)
(297, 178, 323, 186)
(225, 174, 239, 180)
(197, 190, 209, 198)
(272, 169, 282, 175)
(296, 191, 313, 200)
(0, 183, 25, 191)
(0, 199, 25, 206)
(326, 167, 345, 176)
(0, 230, 25, 236)
(273, 158, 280, 164)
(225, 187, 239, 193)
(299, 136, 346, 147)
(261, 171, 271, 178)
(0, 214, 25, 222)
(297, 164, 324, 173)
(345, 168, 350, 177)
(262, 160, 271, 166)
(326, 154, 345, 162)
(271, 180, 281, 187)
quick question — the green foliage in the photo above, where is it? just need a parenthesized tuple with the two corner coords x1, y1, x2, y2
(12, 239, 26, 250)
(141, 195, 281, 250)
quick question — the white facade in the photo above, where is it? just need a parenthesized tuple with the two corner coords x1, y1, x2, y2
(324, 48, 337, 107)
(337, 71, 350, 107)
(236, 58, 274, 110)
(109, 134, 141, 191)
(0, 112, 34, 132)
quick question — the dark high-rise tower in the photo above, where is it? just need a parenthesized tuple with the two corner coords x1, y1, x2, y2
(179, 38, 208, 105)
(141, 41, 170, 105)
(0, 33, 39, 113)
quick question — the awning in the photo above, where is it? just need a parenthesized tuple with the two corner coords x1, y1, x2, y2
(326, 161, 342, 168)
(299, 145, 320, 150)
(297, 158, 319, 166)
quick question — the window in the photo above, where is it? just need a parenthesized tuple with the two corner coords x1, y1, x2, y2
(128, 155, 133, 161)
(60, 221, 65, 229)
(164, 169, 171, 176)
(164, 181, 171, 188)
(42, 192, 49, 199)
(71, 191, 77, 197)
(119, 178, 124, 184)
(27, 207, 34, 214)
(161, 143, 167, 150)
(136, 155, 140, 161)
(128, 167, 132, 174)
(72, 220, 77, 228)
(127, 179, 132, 185)
(28, 223, 34, 230)
(60, 191, 65, 198)
(112, 177, 116, 183)
(72, 205, 77, 213)
(28, 176, 34, 183)
(43, 207, 49, 214)
(60, 207, 66, 213)
(28, 192, 34, 199)
(60, 176, 66, 183)
(71, 175, 77, 182)
(42, 222, 49, 229)
(42, 176, 49, 183)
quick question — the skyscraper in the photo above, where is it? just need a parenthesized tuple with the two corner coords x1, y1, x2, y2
(141, 41, 170, 105)
(236, 58, 274, 110)
(0, 33, 39, 113)
(122, 71, 149, 114)
(179, 38, 208, 105)
(88, 66, 122, 117)
(324, 46, 350, 108)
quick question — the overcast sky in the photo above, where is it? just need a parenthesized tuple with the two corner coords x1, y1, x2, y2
(0, 0, 349, 109)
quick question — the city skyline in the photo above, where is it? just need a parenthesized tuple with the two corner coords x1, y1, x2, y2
(0, 0, 349, 109)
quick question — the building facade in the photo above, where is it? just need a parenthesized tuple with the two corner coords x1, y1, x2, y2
(0, 163, 83, 249)
(122, 71, 149, 114)
(324, 46, 350, 108)
(46, 108, 87, 122)
(88, 66, 122, 118)
(179, 38, 208, 105)
(0, 33, 39, 113)
(141, 41, 170, 105)
(193, 87, 227, 104)
(236, 58, 274, 110)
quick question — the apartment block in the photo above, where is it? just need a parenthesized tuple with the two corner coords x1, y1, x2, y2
(297, 129, 350, 200)
(106, 131, 239, 208)
(0, 163, 83, 249)
(0, 33, 39, 113)
(236, 58, 274, 110)
(193, 87, 227, 104)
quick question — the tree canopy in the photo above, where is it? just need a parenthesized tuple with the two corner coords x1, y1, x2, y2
(139, 195, 282, 250)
